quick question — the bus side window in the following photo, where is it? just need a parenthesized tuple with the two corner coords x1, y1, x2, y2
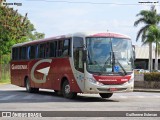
(12, 48, 16, 60)
(35, 45, 39, 58)
(62, 39, 70, 57)
(73, 37, 84, 72)
(21, 47, 27, 60)
(39, 44, 46, 58)
(58, 40, 63, 57)
(46, 43, 49, 58)
(13, 48, 19, 60)
(19, 47, 22, 60)
(27, 46, 30, 60)
(50, 41, 57, 57)
(30, 46, 36, 59)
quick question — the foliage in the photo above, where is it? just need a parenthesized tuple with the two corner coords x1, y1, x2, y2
(134, 6, 160, 71)
(1, 54, 10, 64)
(0, 0, 45, 80)
(0, 1, 45, 58)
(144, 72, 160, 82)
(134, 6, 160, 42)
(143, 25, 160, 45)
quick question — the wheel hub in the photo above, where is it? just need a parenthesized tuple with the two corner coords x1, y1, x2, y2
(65, 85, 70, 94)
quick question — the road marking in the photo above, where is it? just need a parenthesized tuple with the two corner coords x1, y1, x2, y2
(0, 95, 16, 100)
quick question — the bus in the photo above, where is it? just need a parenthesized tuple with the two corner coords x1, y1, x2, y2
(10, 32, 135, 99)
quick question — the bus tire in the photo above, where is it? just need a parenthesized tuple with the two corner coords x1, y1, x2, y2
(62, 80, 77, 99)
(25, 78, 35, 93)
(99, 93, 113, 98)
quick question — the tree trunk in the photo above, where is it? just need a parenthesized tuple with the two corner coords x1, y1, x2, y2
(155, 43, 158, 70)
(149, 43, 153, 72)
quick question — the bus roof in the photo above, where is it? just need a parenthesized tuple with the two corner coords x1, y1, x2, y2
(12, 32, 131, 48)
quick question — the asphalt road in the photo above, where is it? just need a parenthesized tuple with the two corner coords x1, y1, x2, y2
(0, 84, 160, 120)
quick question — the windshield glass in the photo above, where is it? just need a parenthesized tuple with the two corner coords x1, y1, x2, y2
(86, 37, 134, 74)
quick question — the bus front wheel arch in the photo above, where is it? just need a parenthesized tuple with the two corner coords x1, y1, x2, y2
(62, 80, 77, 99)
(25, 77, 39, 93)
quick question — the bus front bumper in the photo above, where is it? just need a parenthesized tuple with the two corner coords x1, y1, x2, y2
(84, 80, 134, 93)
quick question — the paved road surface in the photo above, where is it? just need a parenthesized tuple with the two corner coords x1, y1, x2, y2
(0, 84, 160, 120)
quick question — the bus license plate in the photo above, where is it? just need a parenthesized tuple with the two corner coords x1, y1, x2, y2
(109, 88, 118, 91)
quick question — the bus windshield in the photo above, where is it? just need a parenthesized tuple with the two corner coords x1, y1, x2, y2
(86, 37, 134, 75)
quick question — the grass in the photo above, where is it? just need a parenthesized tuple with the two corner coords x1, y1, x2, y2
(0, 78, 10, 84)
(0, 64, 11, 84)
(0, 72, 11, 84)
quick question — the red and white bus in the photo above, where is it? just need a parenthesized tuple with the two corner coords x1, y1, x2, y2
(10, 32, 134, 99)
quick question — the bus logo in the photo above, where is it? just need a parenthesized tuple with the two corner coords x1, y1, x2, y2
(31, 59, 52, 83)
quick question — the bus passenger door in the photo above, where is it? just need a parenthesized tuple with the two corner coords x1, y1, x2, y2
(72, 37, 85, 92)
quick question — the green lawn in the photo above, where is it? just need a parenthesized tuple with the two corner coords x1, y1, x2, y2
(0, 78, 10, 84)
(0, 73, 11, 84)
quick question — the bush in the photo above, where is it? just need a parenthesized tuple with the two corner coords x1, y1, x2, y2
(144, 72, 160, 82)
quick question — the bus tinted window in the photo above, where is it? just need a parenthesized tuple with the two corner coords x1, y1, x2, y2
(46, 43, 49, 58)
(62, 39, 70, 56)
(21, 47, 27, 60)
(30, 46, 36, 59)
(57, 39, 70, 57)
(57, 40, 63, 57)
(12, 48, 19, 60)
(39, 44, 46, 58)
(27, 46, 30, 59)
(50, 41, 57, 57)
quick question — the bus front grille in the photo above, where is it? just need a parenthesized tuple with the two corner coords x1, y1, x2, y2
(97, 88, 127, 92)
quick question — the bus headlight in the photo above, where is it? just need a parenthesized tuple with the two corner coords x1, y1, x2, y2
(88, 78, 104, 86)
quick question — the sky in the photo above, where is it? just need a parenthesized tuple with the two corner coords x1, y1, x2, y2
(3, 0, 160, 45)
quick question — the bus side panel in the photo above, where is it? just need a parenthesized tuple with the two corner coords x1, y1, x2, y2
(10, 61, 29, 87)
(51, 58, 82, 93)
(13, 58, 82, 93)
(28, 59, 48, 89)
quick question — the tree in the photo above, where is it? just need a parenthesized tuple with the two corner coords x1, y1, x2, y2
(0, 1, 45, 79)
(145, 26, 160, 70)
(134, 6, 160, 72)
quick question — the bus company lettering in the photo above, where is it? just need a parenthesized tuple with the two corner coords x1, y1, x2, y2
(12, 64, 27, 70)
(99, 79, 117, 82)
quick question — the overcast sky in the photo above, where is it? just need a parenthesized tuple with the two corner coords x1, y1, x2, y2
(4, 0, 160, 45)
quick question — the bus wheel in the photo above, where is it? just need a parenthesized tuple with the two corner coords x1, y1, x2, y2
(62, 80, 77, 99)
(25, 78, 35, 93)
(99, 93, 113, 98)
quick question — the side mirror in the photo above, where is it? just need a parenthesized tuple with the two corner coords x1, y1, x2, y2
(133, 47, 136, 60)
(133, 51, 136, 60)
(132, 45, 136, 60)
(82, 50, 87, 62)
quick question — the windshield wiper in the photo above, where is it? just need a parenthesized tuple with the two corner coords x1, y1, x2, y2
(116, 59, 127, 76)
(112, 51, 127, 76)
